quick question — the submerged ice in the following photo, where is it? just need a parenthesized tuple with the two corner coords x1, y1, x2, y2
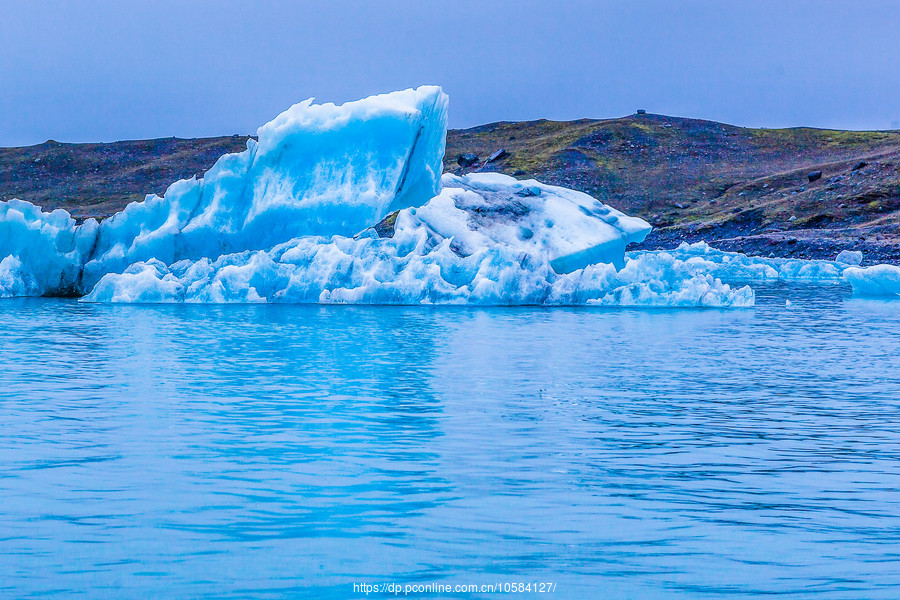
(1, 86, 897, 306)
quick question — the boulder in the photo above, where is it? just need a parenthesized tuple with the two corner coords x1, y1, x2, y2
(456, 153, 479, 168)
(835, 250, 863, 266)
(487, 149, 508, 163)
(807, 171, 822, 182)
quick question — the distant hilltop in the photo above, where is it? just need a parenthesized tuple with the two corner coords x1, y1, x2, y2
(2, 114, 898, 262)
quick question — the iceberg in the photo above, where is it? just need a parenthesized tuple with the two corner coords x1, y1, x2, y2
(1, 85, 895, 307)
(843, 264, 900, 297)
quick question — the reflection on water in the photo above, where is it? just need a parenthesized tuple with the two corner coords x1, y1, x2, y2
(1, 286, 899, 599)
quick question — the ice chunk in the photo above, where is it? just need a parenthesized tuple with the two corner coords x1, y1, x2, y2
(434, 173, 651, 271)
(0, 199, 98, 297)
(835, 250, 863, 266)
(85, 259, 185, 303)
(634, 242, 848, 282)
(843, 264, 900, 297)
(0, 255, 40, 298)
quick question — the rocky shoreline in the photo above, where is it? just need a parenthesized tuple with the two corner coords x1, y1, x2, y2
(631, 225, 900, 265)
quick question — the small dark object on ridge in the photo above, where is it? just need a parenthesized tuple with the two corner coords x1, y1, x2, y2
(807, 170, 822, 182)
(512, 169, 526, 177)
(636, 109, 647, 115)
(456, 153, 478, 168)
(852, 161, 868, 171)
(373, 210, 399, 239)
(487, 149, 507, 163)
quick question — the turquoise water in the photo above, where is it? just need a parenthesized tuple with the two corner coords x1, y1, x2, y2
(1, 285, 899, 599)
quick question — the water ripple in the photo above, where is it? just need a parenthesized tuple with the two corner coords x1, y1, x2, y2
(1, 288, 899, 598)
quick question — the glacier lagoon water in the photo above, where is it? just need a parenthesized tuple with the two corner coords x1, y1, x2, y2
(1, 284, 899, 599)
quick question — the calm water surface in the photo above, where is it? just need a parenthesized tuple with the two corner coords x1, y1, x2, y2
(1, 284, 899, 599)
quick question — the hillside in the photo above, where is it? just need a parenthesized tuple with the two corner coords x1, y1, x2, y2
(2, 115, 898, 262)
(0, 136, 251, 219)
(446, 115, 900, 263)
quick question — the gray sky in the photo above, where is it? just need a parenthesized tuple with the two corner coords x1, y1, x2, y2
(1, 0, 899, 146)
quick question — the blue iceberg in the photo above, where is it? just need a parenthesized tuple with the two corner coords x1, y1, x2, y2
(843, 265, 900, 297)
(1, 86, 448, 297)
(1, 86, 894, 307)
(81, 86, 450, 291)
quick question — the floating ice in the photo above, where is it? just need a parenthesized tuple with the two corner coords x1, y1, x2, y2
(634, 242, 848, 282)
(432, 173, 650, 271)
(843, 264, 900, 297)
(634, 243, 900, 299)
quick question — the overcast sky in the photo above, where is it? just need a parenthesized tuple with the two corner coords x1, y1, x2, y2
(1, 0, 899, 146)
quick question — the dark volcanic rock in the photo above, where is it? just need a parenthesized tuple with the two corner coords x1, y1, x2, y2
(373, 210, 399, 238)
(456, 153, 478, 168)
(487, 149, 508, 163)
(852, 161, 868, 171)
(807, 170, 823, 182)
